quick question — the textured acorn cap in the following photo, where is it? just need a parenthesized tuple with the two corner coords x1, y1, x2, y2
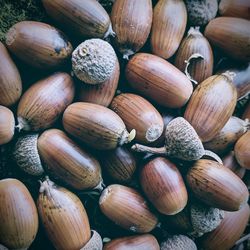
(80, 230, 103, 250)
(190, 203, 225, 237)
(161, 235, 197, 250)
(13, 133, 44, 176)
(72, 39, 117, 84)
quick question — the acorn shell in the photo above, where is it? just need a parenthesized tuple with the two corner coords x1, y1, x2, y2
(5, 21, 72, 69)
(126, 53, 193, 108)
(150, 0, 187, 59)
(17, 72, 75, 131)
(13, 133, 44, 176)
(111, 0, 152, 59)
(184, 72, 237, 142)
(0, 42, 22, 107)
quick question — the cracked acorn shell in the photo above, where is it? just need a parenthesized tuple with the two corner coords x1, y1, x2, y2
(38, 178, 91, 250)
(0, 179, 39, 250)
(99, 184, 158, 233)
(38, 129, 103, 190)
(184, 72, 237, 142)
(17, 72, 75, 132)
(111, 0, 152, 59)
(0, 42, 22, 107)
(126, 53, 193, 108)
(63, 102, 136, 150)
(110, 93, 164, 144)
(151, 0, 187, 59)
(42, 0, 114, 39)
(0, 106, 15, 146)
(140, 157, 188, 215)
(103, 234, 160, 250)
(5, 21, 72, 69)
(187, 159, 249, 211)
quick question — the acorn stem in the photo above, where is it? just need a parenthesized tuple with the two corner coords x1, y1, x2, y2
(131, 144, 167, 155)
(16, 117, 30, 131)
(222, 70, 236, 82)
(203, 150, 223, 164)
(187, 26, 201, 36)
(122, 49, 135, 60)
(104, 23, 116, 39)
(39, 176, 54, 196)
(120, 129, 136, 146)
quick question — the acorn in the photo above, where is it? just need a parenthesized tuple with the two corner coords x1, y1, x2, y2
(126, 53, 193, 108)
(100, 146, 137, 184)
(110, 93, 164, 144)
(204, 17, 250, 61)
(72, 39, 117, 84)
(5, 21, 73, 69)
(103, 234, 160, 250)
(80, 230, 103, 250)
(0, 106, 15, 145)
(150, 0, 187, 59)
(199, 204, 250, 250)
(184, 72, 237, 142)
(234, 131, 250, 169)
(0, 178, 39, 250)
(161, 235, 197, 250)
(99, 184, 158, 233)
(17, 72, 75, 131)
(13, 133, 44, 176)
(38, 129, 103, 190)
(140, 157, 188, 215)
(42, 0, 115, 39)
(132, 117, 222, 162)
(174, 26, 213, 84)
(186, 159, 249, 211)
(37, 178, 91, 250)
(77, 59, 120, 107)
(204, 116, 250, 155)
(111, 0, 152, 59)
(0, 42, 22, 107)
(63, 102, 136, 150)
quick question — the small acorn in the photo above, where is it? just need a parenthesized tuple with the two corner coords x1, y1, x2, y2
(72, 39, 117, 84)
(132, 117, 222, 162)
(13, 134, 44, 176)
(161, 235, 197, 250)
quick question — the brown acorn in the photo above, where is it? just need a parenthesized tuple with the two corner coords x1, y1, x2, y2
(187, 159, 249, 211)
(63, 102, 136, 150)
(151, 0, 187, 59)
(140, 157, 188, 215)
(184, 72, 237, 142)
(111, 0, 153, 59)
(38, 129, 103, 190)
(17, 72, 75, 131)
(0, 42, 22, 107)
(126, 53, 193, 108)
(110, 93, 164, 144)
(99, 184, 158, 233)
(5, 21, 73, 69)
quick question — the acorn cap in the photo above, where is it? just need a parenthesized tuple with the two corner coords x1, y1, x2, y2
(80, 230, 102, 250)
(13, 133, 44, 176)
(161, 235, 197, 250)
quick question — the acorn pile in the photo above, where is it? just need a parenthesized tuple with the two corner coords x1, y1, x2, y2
(0, 0, 250, 250)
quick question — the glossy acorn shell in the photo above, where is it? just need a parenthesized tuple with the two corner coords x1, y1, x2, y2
(0, 42, 22, 107)
(126, 53, 193, 108)
(204, 17, 250, 61)
(63, 102, 134, 150)
(187, 159, 249, 211)
(77, 59, 120, 107)
(42, 0, 113, 39)
(99, 184, 158, 233)
(110, 93, 164, 144)
(38, 129, 102, 190)
(38, 179, 91, 250)
(234, 131, 250, 169)
(140, 157, 188, 215)
(151, 0, 187, 59)
(0, 179, 38, 250)
(103, 234, 160, 250)
(0, 106, 15, 145)
(184, 73, 237, 142)
(200, 204, 250, 250)
(5, 21, 72, 69)
(111, 0, 152, 58)
(17, 72, 75, 131)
